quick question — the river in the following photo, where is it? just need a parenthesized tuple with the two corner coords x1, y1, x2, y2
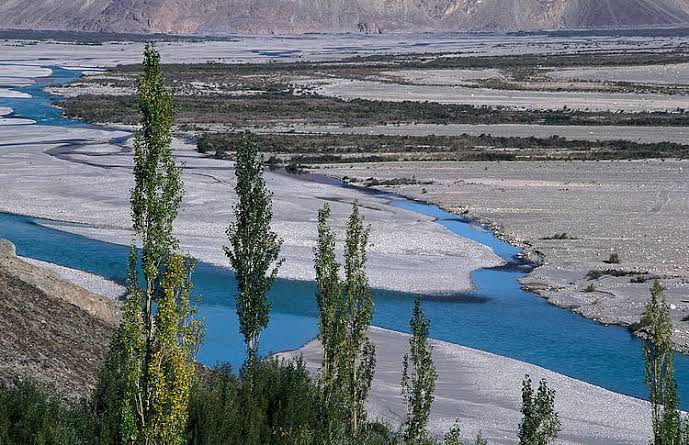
(2, 65, 688, 408)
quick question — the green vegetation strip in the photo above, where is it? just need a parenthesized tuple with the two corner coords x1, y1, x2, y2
(197, 132, 689, 163)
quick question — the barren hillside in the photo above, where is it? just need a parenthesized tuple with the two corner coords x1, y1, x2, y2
(1, 0, 688, 34)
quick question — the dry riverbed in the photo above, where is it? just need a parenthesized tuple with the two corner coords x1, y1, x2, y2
(314, 160, 689, 351)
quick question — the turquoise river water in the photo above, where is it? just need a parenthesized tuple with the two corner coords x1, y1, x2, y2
(1, 65, 688, 408)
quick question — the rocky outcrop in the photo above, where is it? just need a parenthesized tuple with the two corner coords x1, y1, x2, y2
(0, 239, 119, 400)
(0, 0, 688, 34)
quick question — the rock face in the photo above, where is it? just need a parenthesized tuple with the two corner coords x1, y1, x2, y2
(0, 0, 688, 34)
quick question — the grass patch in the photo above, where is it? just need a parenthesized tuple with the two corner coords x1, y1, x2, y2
(541, 233, 577, 240)
(586, 269, 642, 280)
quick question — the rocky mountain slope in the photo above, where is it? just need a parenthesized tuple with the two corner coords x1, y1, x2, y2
(1, 0, 689, 34)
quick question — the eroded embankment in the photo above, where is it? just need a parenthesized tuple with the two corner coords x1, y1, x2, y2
(0, 239, 118, 400)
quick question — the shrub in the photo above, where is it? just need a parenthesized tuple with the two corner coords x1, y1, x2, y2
(187, 358, 354, 445)
(607, 253, 621, 264)
(0, 380, 90, 445)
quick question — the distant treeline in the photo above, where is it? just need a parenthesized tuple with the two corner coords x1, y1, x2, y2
(196, 131, 689, 163)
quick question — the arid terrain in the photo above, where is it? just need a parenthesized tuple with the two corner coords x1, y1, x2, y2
(317, 160, 689, 350)
(1, 31, 688, 443)
(32, 32, 689, 351)
(0, 240, 118, 399)
(3, 0, 689, 34)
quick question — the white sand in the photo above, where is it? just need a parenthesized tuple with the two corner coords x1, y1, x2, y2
(0, 122, 501, 293)
(280, 327, 651, 445)
(0, 65, 52, 78)
(21, 257, 125, 301)
(0, 88, 30, 98)
(551, 63, 689, 85)
(0, 106, 34, 125)
(6, 52, 506, 296)
(382, 68, 504, 86)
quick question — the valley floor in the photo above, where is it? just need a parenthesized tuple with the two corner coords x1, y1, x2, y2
(1, 33, 686, 443)
(319, 160, 689, 350)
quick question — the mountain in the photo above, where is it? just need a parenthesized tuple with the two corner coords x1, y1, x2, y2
(1, 0, 689, 35)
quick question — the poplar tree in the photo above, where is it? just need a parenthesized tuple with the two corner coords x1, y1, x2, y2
(339, 202, 376, 438)
(642, 280, 687, 445)
(517, 376, 560, 445)
(401, 295, 437, 444)
(115, 43, 204, 445)
(225, 132, 283, 363)
(314, 203, 344, 390)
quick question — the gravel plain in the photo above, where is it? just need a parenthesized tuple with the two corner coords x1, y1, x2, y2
(550, 63, 689, 85)
(308, 78, 689, 112)
(1, 35, 683, 443)
(318, 159, 689, 349)
(257, 123, 689, 144)
(0, 122, 503, 293)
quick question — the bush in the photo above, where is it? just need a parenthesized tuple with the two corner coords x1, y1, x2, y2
(606, 253, 621, 264)
(0, 380, 90, 445)
(187, 358, 355, 445)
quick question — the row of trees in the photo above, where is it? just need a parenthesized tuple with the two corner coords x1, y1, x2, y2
(1, 44, 681, 445)
(97, 43, 563, 445)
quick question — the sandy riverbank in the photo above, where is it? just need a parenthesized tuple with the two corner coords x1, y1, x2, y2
(306, 78, 689, 112)
(0, 60, 502, 295)
(280, 327, 651, 445)
(0, 124, 501, 294)
(317, 160, 689, 350)
(4, 249, 655, 444)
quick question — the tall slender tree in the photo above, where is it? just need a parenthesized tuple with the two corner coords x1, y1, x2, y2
(225, 132, 283, 363)
(642, 280, 687, 445)
(114, 43, 203, 445)
(401, 295, 437, 443)
(339, 202, 376, 438)
(314, 203, 344, 390)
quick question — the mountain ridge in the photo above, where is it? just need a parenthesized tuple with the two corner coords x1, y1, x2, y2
(1, 0, 689, 35)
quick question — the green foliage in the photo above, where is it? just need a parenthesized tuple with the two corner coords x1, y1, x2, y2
(338, 202, 376, 438)
(109, 42, 204, 445)
(0, 381, 81, 445)
(401, 296, 437, 444)
(145, 255, 205, 445)
(314, 204, 345, 394)
(90, 332, 128, 445)
(193, 131, 689, 165)
(517, 376, 560, 445)
(225, 132, 284, 362)
(642, 280, 689, 445)
(443, 421, 463, 445)
(187, 358, 353, 445)
(130, 42, 182, 287)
